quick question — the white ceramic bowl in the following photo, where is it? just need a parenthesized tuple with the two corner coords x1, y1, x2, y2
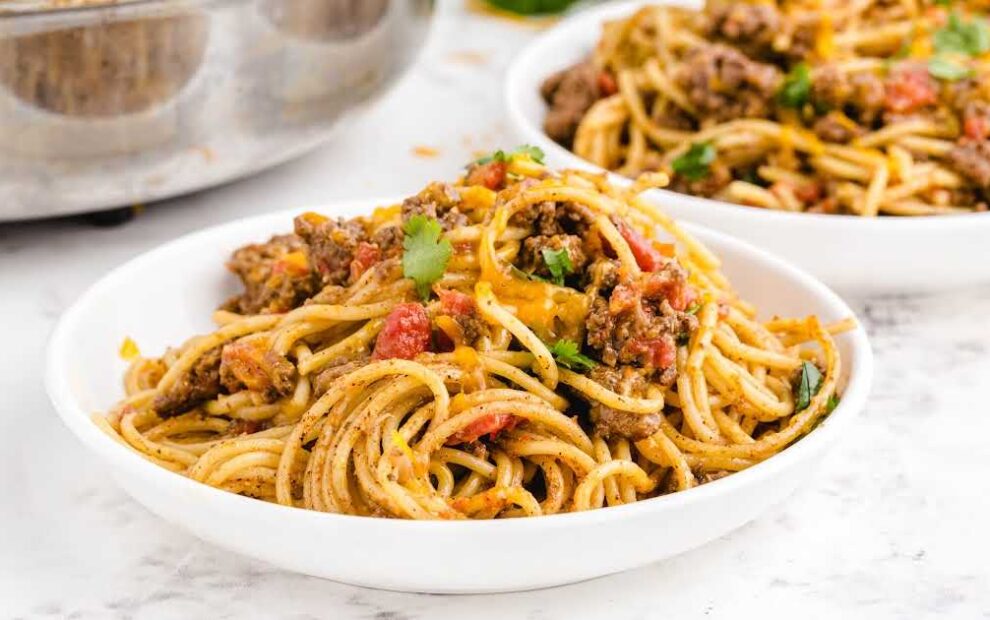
(46, 199, 873, 593)
(505, 0, 990, 294)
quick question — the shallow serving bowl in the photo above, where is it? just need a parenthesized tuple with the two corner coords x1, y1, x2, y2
(505, 0, 990, 294)
(0, 0, 432, 221)
(46, 199, 872, 593)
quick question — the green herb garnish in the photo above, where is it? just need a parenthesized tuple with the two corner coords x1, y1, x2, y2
(671, 142, 716, 181)
(777, 62, 812, 109)
(825, 394, 841, 414)
(933, 11, 990, 56)
(541, 247, 573, 286)
(473, 144, 546, 166)
(928, 56, 973, 80)
(794, 361, 824, 412)
(402, 215, 452, 300)
(548, 339, 597, 372)
(484, 0, 578, 15)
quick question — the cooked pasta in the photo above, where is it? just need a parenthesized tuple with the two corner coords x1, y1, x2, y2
(541, 0, 990, 215)
(97, 151, 850, 519)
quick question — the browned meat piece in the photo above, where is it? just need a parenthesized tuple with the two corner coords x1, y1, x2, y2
(677, 45, 781, 123)
(811, 65, 885, 125)
(228, 418, 269, 435)
(584, 258, 622, 294)
(517, 234, 589, 281)
(812, 111, 863, 143)
(785, 22, 818, 61)
(371, 225, 403, 259)
(219, 336, 296, 401)
(402, 182, 468, 230)
(669, 160, 733, 197)
(585, 263, 698, 382)
(655, 104, 696, 131)
(294, 213, 369, 287)
(586, 365, 661, 440)
(509, 200, 595, 238)
(540, 61, 602, 147)
(705, 1, 781, 59)
(312, 358, 369, 397)
(946, 140, 990, 190)
(224, 234, 319, 315)
(432, 289, 490, 348)
(153, 346, 222, 417)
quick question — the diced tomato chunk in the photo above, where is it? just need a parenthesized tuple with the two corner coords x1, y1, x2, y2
(438, 289, 476, 317)
(349, 242, 381, 282)
(465, 161, 508, 191)
(884, 68, 937, 114)
(794, 182, 823, 204)
(642, 273, 695, 312)
(598, 71, 618, 96)
(373, 303, 431, 360)
(221, 338, 279, 393)
(627, 337, 676, 369)
(446, 413, 519, 445)
(614, 218, 665, 272)
(964, 115, 990, 141)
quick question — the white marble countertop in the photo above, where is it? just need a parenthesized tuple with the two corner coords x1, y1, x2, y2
(2, 2, 990, 618)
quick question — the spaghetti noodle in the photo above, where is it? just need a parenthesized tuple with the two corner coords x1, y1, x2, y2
(97, 152, 850, 519)
(541, 0, 990, 215)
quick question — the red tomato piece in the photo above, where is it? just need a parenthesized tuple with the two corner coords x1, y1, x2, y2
(626, 337, 677, 369)
(885, 68, 938, 114)
(372, 303, 431, 360)
(446, 413, 519, 445)
(438, 289, 476, 316)
(614, 218, 665, 272)
(643, 273, 695, 312)
(349, 242, 381, 282)
(964, 115, 990, 141)
(465, 161, 508, 190)
(598, 71, 618, 96)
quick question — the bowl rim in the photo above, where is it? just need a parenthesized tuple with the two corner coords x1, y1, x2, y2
(504, 0, 990, 227)
(45, 198, 874, 532)
(0, 0, 207, 19)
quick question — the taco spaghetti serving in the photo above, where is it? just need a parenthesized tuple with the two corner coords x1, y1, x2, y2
(542, 0, 990, 215)
(98, 151, 850, 519)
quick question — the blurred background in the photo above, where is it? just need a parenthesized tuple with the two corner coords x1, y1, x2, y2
(0, 0, 589, 222)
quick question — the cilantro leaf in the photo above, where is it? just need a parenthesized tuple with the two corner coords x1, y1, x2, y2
(793, 361, 824, 412)
(548, 339, 597, 372)
(540, 247, 573, 286)
(472, 144, 545, 167)
(510, 265, 550, 284)
(933, 12, 990, 56)
(777, 63, 812, 108)
(513, 145, 546, 163)
(928, 56, 973, 80)
(402, 215, 452, 300)
(825, 394, 841, 414)
(672, 142, 716, 181)
(485, 0, 578, 15)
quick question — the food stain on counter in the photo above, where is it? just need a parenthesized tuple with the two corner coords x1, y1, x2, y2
(446, 50, 490, 66)
(411, 145, 441, 159)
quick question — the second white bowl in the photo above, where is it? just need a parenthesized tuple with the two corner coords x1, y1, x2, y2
(505, 0, 990, 294)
